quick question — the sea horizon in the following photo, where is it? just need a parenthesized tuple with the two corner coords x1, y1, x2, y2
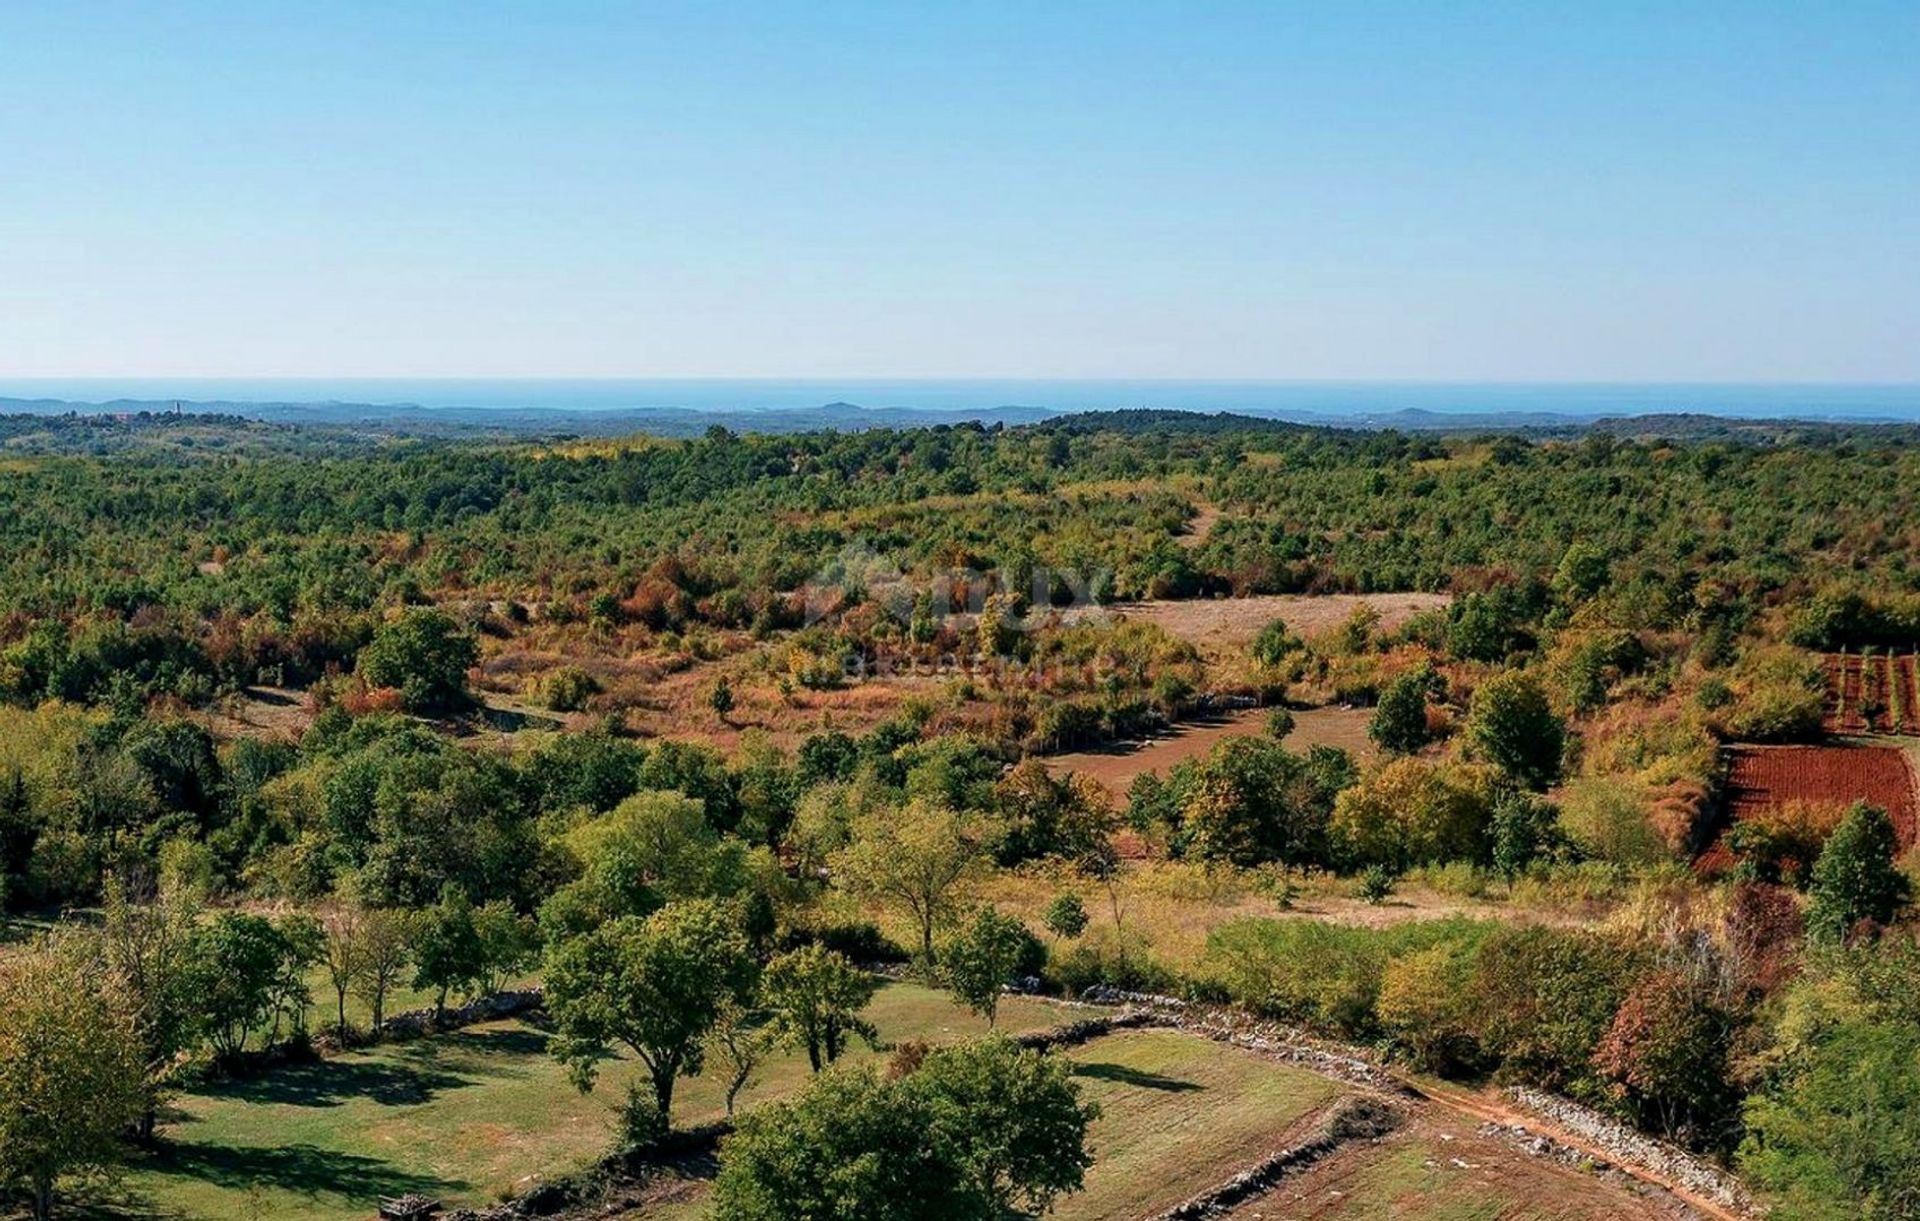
(6, 377, 1920, 420)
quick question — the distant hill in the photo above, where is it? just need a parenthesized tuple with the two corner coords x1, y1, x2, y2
(0, 396, 1059, 438)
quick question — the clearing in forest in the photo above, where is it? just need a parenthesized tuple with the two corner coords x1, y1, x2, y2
(1043, 705, 1375, 800)
(1089, 592, 1452, 657)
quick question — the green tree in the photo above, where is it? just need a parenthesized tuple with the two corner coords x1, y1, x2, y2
(189, 911, 292, 1061)
(941, 908, 1042, 1028)
(1807, 803, 1909, 941)
(1043, 891, 1089, 939)
(473, 900, 539, 994)
(1369, 670, 1432, 755)
(1264, 705, 1297, 740)
(319, 900, 369, 1036)
(762, 944, 880, 1072)
(1491, 790, 1564, 885)
(833, 801, 984, 965)
(1465, 670, 1565, 790)
(712, 1039, 1096, 1221)
(1554, 543, 1612, 603)
(410, 886, 485, 1021)
(353, 905, 412, 1033)
(545, 898, 757, 1127)
(0, 936, 144, 1221)
(907, 1038, 1099, 1216)
(707, 1001, 775, 1117)
(713, 1066, 977, 1221)
(1250, 618, 1302, 667)
(356, 608, 477, 712)
(540, 790, 760, 940)
(1741, 1020, 1920, 1221)
(988, 759, 1116, 865)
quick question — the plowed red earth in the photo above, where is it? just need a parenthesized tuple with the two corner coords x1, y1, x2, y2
(1722, 744, 1917, 849)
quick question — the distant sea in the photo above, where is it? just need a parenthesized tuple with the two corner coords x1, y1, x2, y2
(5, 379, 1920, 421)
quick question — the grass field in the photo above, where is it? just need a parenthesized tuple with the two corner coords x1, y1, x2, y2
(1227, 1117, 1669, 1221)
(610, 1026, 1350, 1221)
(108, 982, 1064, 1221)
(1055, 1029, 1344, 1220)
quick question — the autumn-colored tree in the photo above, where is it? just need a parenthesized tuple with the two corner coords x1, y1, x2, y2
(1377, 942, 1481, 1074)
(1329, 758, 1495, 871)
(1595, 969, 1738, 1147)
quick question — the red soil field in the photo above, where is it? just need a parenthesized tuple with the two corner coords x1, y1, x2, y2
(1723, 744, 1918, 849)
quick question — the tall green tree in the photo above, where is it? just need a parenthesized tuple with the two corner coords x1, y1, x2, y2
(188, 911, 294, 1061)
(1465, 670, 1565, 790)
(100, 880, 202, 1141)
(1807, 803, 1909, 942)
(545, 898, 757, 1127)
(410, 886, 485, 1021)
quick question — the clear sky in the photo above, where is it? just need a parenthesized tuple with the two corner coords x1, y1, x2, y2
(2, 2, 1914, 381)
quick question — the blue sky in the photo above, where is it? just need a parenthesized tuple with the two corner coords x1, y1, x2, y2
(1, 2, 1914, 381)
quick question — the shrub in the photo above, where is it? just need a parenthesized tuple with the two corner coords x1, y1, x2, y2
(1357, 865, 1397, 905)
(540, 665, 600, 712)
(1329, 758, 1495, 872)
(1378, 943, 1482, 1074)
(1470, 925, 1640, 1099)
(1042, 892, 1090, 939)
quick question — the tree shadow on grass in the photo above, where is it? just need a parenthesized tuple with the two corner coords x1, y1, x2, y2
(1072, 1061, 1206, 1093)
(137, 1140, 460, 1204)
(193, 1056, 475, 1109)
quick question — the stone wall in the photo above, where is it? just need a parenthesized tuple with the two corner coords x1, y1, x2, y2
(1505, 1086, 1761, 1217)
(377, 987, 545, 1040)
(1145, 1097, 1403, 1220)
